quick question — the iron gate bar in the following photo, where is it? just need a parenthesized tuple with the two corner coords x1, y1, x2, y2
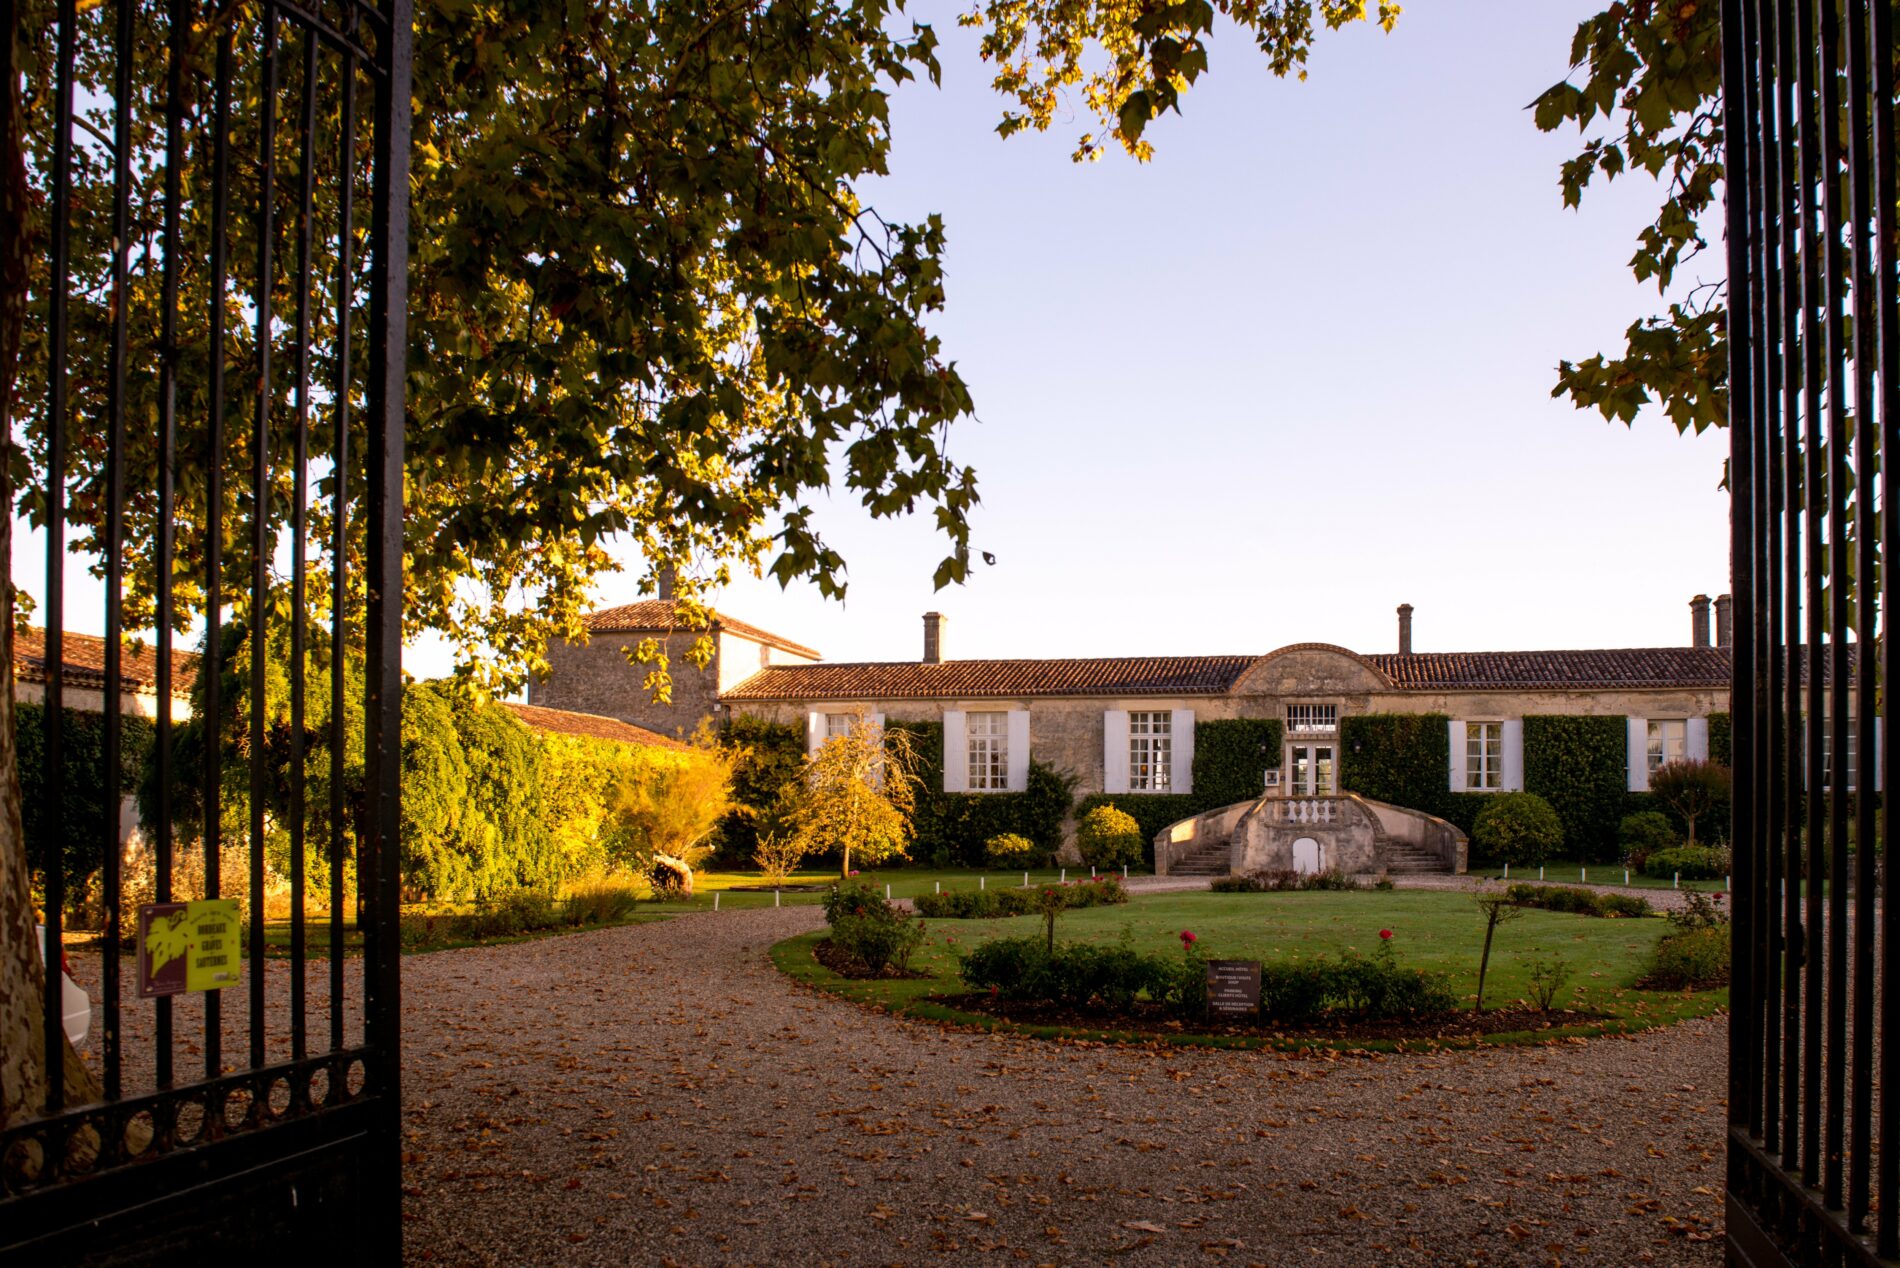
(1845, 0, 1879, 1235)
(1757, 0, 1783, 1167)
(2, 0, 409, 1256)
(250, 1, 281, 1077)
(1874, 0, 1900, 1250)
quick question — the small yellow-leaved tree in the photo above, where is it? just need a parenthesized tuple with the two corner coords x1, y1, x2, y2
(788, 714, 923, 878)
(608, 727, 736, 893)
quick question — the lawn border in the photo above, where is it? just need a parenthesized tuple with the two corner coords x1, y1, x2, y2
(769, 928, 1729, 1055)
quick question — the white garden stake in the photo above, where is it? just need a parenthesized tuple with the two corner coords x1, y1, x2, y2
(1726, 875, 1732, 892)
(1122, 865, 1128, 879)
(886, 884, 892, 900)
(713, 892, 720, 912)
(775, 889, 782, 907)
(1538, 865, 1545, 881)
(1674, 872, 1681, 889)
(1091, 866, 1097, 879)
(935, 881, 941, 894)
(1061, 868, 1066, 883)
(1503, 863, 1509, 879)
(980, 876, 986, 890)
(1024, 872, 1030, 888)
(1624, 869, 1630, 887)
(1581, 868, 1587, 884)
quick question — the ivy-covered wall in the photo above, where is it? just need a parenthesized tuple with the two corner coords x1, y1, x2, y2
(889, 720, 1075, 866)
(1709, 711, 1732, 766)
(18, 702, 156, 911)
(1074, 718, 1284, 863)
(1339, 713, 1451, 819)
(1522, 715, 1630, 862)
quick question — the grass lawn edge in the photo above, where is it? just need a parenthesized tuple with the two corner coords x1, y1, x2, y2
(769, 928, 1727, 1055)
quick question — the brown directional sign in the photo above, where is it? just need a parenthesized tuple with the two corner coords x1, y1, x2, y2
(1206, 959, 1261, 1018)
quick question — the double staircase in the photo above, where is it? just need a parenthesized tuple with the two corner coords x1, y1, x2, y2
(1169, 839, 1234, 877)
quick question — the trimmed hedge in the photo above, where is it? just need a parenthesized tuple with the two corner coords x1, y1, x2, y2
(19, 702, 156, 909)
(1339, 713, 1451, 819)
(1523, 715, 1630, 862)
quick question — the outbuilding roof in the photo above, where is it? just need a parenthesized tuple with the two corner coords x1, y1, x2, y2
(500, 701, 689, 750)
(582, 600, 821, 661)
(15, 627, 200, 698)
(721, 655, 1258, 702)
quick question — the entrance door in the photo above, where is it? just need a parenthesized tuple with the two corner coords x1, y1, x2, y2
(1287, 744, 1336, 796)
(1291, 838, 1322, 875)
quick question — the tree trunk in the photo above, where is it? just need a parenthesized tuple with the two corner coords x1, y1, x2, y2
(0, 9, 99, 1135)
(1473, 915, 1497, 1014)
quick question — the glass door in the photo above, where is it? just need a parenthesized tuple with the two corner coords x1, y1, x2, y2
(1287, 744, 1336, 795)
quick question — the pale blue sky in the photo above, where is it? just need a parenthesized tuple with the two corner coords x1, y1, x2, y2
(23, 2, 1732, 677)
(636, 1, 1732, 666)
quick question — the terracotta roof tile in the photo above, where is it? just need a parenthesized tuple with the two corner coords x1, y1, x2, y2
(583, 600, 821, 660)
(721, 656, 1257, 702)
(500, 702, 690, 750)
(15, 627, 199, 698)
(1364, 647, 1734, 691)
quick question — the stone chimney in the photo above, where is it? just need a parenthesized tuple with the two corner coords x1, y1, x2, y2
(1715, 593, 1733, 649)
(1397, 603, 1414, 655)
(656, 563, 677, 602)
(922, 612, 946, 664)
(1690, 594, 1712, 648)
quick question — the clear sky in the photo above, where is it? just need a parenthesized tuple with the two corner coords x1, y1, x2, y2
(20, 2, 1732, 677)
(613, 1, 1732, 667)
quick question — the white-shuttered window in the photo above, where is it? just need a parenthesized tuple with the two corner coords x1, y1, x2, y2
(1286, 704, 1338, 734)
(1466, 722, 1503, 791)
(1129, 711, 1172, 791)
(825, 712, 856, 740)
(1648, 719, 1686, 772)
(968, 711, 1009, 791)
(1820, 719, 1860, 791)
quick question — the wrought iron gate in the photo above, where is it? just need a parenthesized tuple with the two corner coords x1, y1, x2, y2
(1724, 0, 1900, 1262)
(1, 0, 409, 1260)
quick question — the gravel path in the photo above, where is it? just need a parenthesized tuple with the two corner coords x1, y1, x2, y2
(398, 907, 1727, 1266)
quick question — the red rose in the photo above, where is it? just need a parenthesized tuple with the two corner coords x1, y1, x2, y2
(1180, 930, 1198, 945)
(1379, 929, 1393, 940)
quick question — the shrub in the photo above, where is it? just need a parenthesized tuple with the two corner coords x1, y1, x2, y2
(1210, 869, 1365, 893)
(1618, 811, 1680, 869)
(1644, 845, 1731, 881)
(1524, 954, 1573, 1011)
(648, 856, 694, 899)
(1471, 792, 1564, 867)
(823, 878, 902, 925)
(957, 936, 1051, 998)
(1075, 804, 1144, 869)
(1648, 760, 1731, 848)
(464, 888, 561, 939)
(830, 912, 925, 974)
(753, 829, 811, 886)
(985, 832, 1041, 869)
(1667, 889, 1731, 933)
(562, 874, 643, 926)
(1504, 883, 1652, 918)
(1644, 925, 1731, 989)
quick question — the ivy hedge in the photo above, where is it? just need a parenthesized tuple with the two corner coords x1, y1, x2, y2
(713, 714, 806, 864)
(889, 720, 1076, 867)
(1074, 718, 1284, 863)
(1339, 713, 1452, 820)
(19, 702, 156, 912)
(1522, 715, 1630, 862)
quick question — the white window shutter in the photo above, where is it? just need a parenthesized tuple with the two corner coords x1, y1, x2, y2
(1103, 710, 1130, 794)
(806, 711, 826, 759)
(1171, 708, 1196, 795)
(1502, 718, 1524, 792)
(871, 711, 887, 738)
(1006, 710, 1032, 792)
(1686, 716, 1710, 762)
(1448, 720, 1468, 792)
(1627, 716, 1649, 792)
(942, 710, 969, 793)
(1875, 718, 1884, 793)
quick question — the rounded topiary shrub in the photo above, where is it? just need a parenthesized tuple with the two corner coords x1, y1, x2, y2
(1644, 845, 1731, 881)
(1471, 792, 1564, 867)
(1075, 804, 1144, 869)
(985, 832, 1040, 870)
(1618, 811, 1679, 868)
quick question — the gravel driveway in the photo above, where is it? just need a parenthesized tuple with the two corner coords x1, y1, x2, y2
(399, 907, 1726, 1266)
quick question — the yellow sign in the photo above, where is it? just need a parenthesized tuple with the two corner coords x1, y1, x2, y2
(137, 899, 242, 998)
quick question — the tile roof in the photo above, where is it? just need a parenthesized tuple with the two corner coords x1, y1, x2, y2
(1363, 647, 1734, 691)
(15, 627, 199, 697)
(500, 702, 689, 750)
(582, 599, 821, 660)
(721, 656, 1258, 702)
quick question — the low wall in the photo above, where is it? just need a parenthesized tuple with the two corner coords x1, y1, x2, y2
(1152, 799, 1258, 876)
(1357, 796, 1468, 873)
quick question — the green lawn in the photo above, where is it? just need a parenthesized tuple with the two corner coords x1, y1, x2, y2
(245, 867, 1106, 956)
(1475, 857, 1730, 893)
(776, 888, 1728, 1051)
